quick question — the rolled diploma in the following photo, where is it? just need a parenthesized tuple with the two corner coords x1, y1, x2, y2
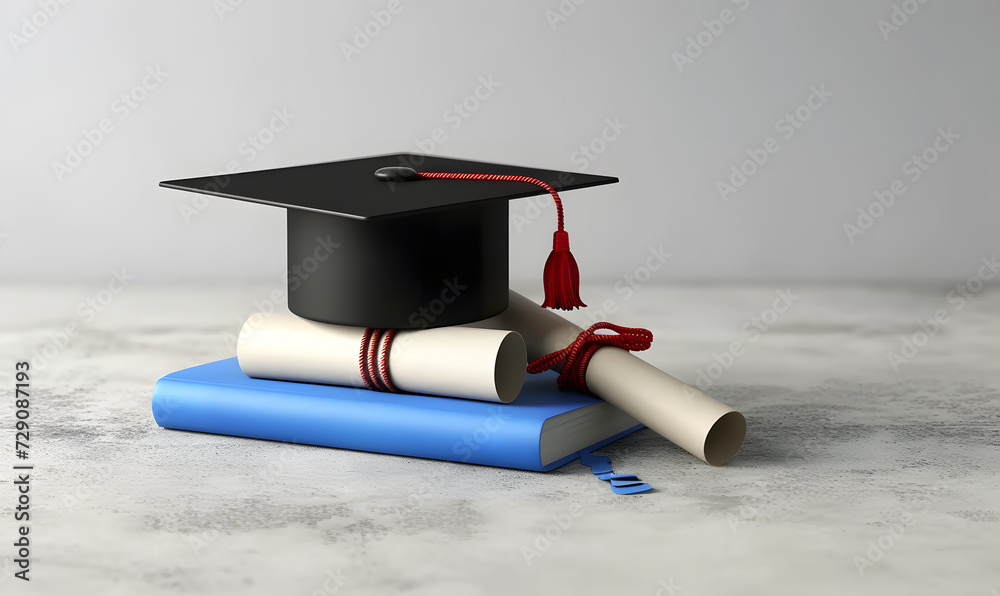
(468, 291, 747, 465)
(237, 311, 527, 403)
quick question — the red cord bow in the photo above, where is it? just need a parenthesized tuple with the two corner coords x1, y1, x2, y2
(526, 323, 653, 392)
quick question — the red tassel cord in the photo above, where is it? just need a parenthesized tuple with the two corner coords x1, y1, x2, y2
(526, 323, 653, 393)
(414, 171, 587, 310)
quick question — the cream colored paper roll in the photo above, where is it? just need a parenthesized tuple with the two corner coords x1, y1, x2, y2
(468, 292, 747, 465)
(237, 312, 527, 403)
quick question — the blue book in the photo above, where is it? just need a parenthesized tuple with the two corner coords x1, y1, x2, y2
(151, 358, 643, 472)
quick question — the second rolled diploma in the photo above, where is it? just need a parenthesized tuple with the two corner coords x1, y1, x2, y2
(468, 292, 746, 465)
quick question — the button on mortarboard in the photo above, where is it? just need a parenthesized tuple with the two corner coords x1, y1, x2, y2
(160, 153, 618, 328)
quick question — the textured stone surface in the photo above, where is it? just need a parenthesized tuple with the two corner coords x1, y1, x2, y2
(0, 282, 997, 595)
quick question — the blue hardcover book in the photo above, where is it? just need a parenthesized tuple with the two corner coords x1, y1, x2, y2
(151, 358, 643, 472)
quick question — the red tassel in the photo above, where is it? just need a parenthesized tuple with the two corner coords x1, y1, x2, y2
(410, 171, 588, 309)
(542, 231, 586, 310)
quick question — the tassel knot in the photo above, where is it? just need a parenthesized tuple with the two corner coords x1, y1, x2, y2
(551, 230, 570, 252)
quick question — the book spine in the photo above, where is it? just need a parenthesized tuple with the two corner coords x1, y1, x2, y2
(151, 376, 546, 471)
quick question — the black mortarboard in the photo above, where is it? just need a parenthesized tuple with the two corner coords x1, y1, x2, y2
(160, 153, 618, 328)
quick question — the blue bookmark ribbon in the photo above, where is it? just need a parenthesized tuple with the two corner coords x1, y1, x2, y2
(578, 451, 653, 495)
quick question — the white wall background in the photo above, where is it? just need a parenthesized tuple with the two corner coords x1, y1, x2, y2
(2, 0, 997, 284)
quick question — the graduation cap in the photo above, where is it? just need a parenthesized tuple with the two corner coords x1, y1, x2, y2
(160, 153, 618, 329)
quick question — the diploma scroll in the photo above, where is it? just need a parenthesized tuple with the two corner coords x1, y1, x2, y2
(237, 312, 527, 403)
(470, 292, 747, 465)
